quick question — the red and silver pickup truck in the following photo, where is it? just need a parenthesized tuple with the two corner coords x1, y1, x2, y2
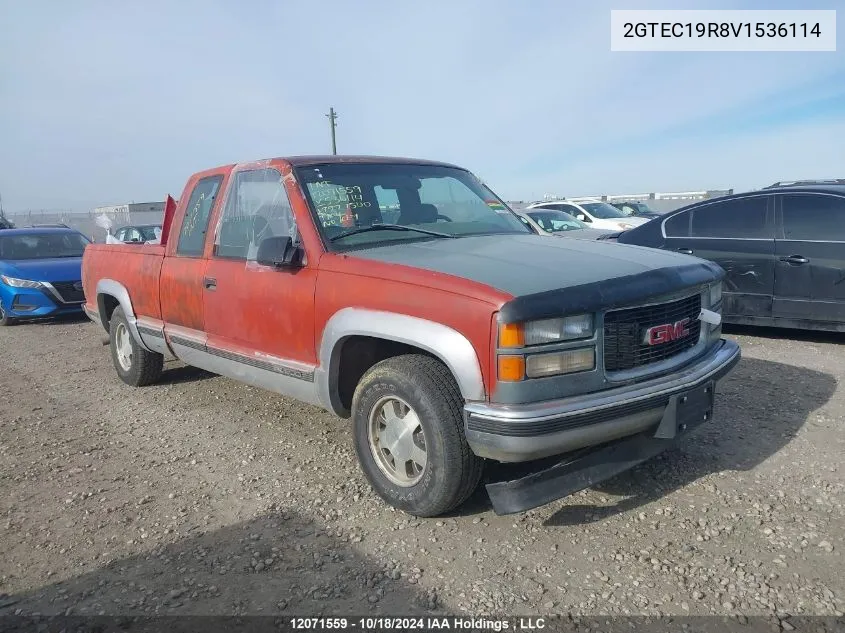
(81, 156, 740, 517)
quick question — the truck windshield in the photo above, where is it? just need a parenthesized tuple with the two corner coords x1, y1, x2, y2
(295, 163, 530, 249)
(0, 232, 90, 260)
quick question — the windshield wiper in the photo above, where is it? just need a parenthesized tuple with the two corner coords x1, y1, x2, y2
(329, 223, 456, 242)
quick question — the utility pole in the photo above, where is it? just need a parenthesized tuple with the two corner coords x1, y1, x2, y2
(325, 107, 338, 155)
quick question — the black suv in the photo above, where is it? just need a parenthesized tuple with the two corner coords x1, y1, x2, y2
(616, 183, 845, 332)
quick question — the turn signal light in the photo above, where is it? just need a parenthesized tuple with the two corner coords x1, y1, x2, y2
(497, 355, 525, 382)
(498, 323, 525, 348)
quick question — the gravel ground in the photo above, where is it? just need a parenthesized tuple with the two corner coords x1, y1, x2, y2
(0, 316, 843, 620)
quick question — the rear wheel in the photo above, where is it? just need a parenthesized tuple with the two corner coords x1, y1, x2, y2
(351, 354, 483, 517)
(0, 301, 16, 326)
(108, 306, 163, 386)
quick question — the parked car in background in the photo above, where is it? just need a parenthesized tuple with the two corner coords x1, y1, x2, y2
(527, 199, 650, 231)
(516, 209, 615, 240)
(0, 227, 89, 325)
(82, 154, 739, 517)
(610, 200, 661, 219)
(113, 224, 162, 243)
(616, 183, 845, 332)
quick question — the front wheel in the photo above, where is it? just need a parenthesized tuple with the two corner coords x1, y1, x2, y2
(108, 306, 163, 386)
(351, 354, 483, 517)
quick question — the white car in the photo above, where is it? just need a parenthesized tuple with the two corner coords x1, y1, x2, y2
(527, 198, 650, 231)
(516, 209, 615, 241)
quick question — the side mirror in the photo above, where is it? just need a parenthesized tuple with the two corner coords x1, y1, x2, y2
(256, 235, 302, 268)
(576, 213, 588, 222)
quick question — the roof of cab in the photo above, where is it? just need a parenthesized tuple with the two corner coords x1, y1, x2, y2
(197, 155, 467, 177)
(283, 155, 463, 169)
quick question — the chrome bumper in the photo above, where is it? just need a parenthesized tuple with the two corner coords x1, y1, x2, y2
(465, 338, 741, 462)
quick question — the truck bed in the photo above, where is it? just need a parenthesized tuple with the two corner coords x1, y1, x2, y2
(82, 243, 165, 321)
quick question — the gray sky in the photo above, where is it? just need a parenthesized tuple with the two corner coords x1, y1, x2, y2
(1, 0, 844, 212)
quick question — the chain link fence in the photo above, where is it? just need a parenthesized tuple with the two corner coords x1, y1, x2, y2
(5, 208, 165, 243)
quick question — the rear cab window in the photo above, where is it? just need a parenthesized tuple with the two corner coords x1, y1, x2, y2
(176, 175, 224, 257)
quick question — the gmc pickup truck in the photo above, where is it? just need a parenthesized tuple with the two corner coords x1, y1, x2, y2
(81, 156, 740, 517)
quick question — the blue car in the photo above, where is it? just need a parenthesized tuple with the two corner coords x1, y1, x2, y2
(0, 227, 90, 326)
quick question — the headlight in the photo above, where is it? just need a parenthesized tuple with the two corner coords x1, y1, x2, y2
(500, 314, 594, 347)
(709, 281, 722, 307)
(526, 348, 596, 378)
(0, 275, 42, 288)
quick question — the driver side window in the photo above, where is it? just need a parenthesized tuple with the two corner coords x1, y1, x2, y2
(214, 168, 297, 260)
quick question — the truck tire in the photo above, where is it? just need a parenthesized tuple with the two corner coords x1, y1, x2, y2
(108, 306, 163, 387)
(351, 354, 484, 517)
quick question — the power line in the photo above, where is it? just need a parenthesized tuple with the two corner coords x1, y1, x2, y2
(325, 107, 338, 155)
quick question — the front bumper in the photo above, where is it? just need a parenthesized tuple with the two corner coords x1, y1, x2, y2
(0, 285, 84, 319)
(464, 338, 741, 463)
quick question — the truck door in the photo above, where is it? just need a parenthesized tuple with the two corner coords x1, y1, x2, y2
(160, 174, 224, 354)
(202, 166, 319, 402)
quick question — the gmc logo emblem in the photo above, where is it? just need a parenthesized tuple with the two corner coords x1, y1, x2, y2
(643, 318, 691, 346)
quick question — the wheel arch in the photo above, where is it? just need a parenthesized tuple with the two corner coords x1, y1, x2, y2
(316, 308, 486, 418)
(95, 279, 153, 352)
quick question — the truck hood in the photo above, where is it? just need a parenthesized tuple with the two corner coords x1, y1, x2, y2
(0, 257, 83, 282)
(351, 234, 724, 322)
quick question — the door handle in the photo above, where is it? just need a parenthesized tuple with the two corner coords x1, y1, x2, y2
(203, 276, 217, 290)
(779, 255, 809, 266)
(676, 248, 694, 255)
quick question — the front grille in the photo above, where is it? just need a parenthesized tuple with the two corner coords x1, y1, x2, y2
(603, 293, 701, 372)
(48, 281, 85, 303)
